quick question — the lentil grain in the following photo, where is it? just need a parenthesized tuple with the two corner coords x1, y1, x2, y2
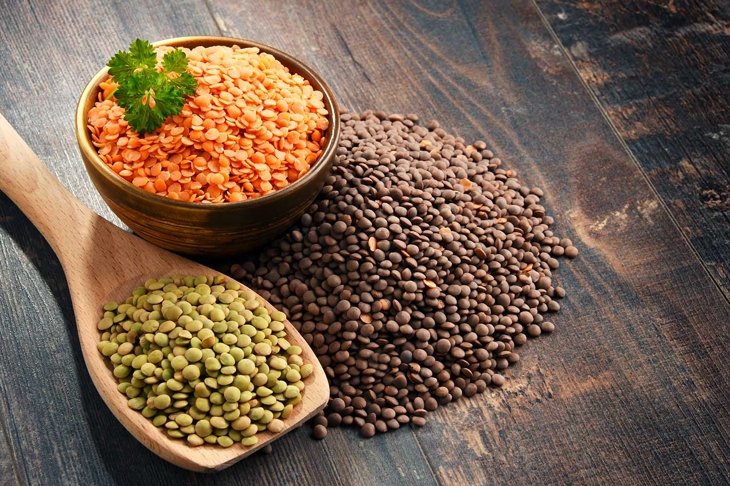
(233, 110, 578, 437)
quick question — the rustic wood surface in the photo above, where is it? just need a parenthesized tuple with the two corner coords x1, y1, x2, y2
(538, 0, 730, 299)
(0, 1, 728, 485)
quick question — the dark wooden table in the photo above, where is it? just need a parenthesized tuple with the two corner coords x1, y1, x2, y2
(1, 1, 728, 485)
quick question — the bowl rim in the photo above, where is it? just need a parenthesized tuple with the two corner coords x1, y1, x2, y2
(75, 35, 340, 211)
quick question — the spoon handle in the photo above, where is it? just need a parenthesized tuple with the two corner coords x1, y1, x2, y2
(0, 113, 94, 263)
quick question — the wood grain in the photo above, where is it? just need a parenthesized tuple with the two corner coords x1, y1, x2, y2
(0, 404, 21, 486)
(537, 0, 730, 299)
(0, 0, 728, 484)
(206, 0, 730, 484)
(0, 1, 436, 484)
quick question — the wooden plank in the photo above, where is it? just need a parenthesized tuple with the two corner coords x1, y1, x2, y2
(203, 0, 730, 484)
(537, 0, 730, 299)
(0, 392, 22, 486)
(1, 0, 729, 485)
(0, 1, 432, 484)
(0, 2, 221, 483)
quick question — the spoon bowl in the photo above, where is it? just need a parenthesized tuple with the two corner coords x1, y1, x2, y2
(0, 113, 329, 472)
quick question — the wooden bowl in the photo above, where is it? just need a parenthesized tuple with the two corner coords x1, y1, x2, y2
(75, 36, 340, 257)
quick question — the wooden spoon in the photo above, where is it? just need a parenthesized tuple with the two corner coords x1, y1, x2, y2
(0, 113, 329, 472)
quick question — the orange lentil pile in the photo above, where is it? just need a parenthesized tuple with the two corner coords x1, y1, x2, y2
(87, 45, 329, 203)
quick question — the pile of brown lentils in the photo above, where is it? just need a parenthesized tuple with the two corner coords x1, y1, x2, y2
(231, 110, 578, 439)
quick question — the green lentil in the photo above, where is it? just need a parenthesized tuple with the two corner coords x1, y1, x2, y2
(241, 436, 258, 447)
(97, 317, 114, 331)
(101, 342, 118, 357)
(159, 320, 176, 333)
(140, 363, 156, 377)
(281, 404, 293, 419)
(209, 308, 226, 322)
(231, 416, 251, 431)
(286, 369, 301, 382)
(184, 347, 203, 363)
(141, 407, 156, 418)
(113, 365, 131, 379)
(272, 381, 287, 394)
(166, 379, 184, 392)
(203, 377, 218, 389)
(153, 394, 171, 409)
(221, 400, 237, 411)
(268, 419, 285, 434)
(215, 436, 232, 448)
(98, 275, 308, 448)
(223, 386, 240, 403)
(268, 401, 285, 412)
(237, 358, 256, 375)
(259, 410, 274, 424)
(117, 342, 134, 356)
(195, 397, 211, 412)
(248, 407, 264, 421)
(187, 434, 204, 446)
(260, 395, 277, 406)
(251, 373, 267, 387)
(233, 375, 250, 391)
(182, 365, 200, 381)
(224, 409, 241, 421)
(194, 382, 210, 397)
(185, 319, 203, 333)
(210, 416, 227, 429)
(217, 374, 234, 386)
(189, 407, 205, 421)
(242, 423, 258, 438)
(128, 397, 146, 410)
(171, 356, 188, 371)
(141, 320, 159, 333)
(205, 357, 221, 371)
(209, 391, 224, 405)
(300, 363, 314, 378)
(268, 356, 286, 371)
(154, 333, 168, 347)
(162, 305, 183, 321)
(254, 342, 272, 356)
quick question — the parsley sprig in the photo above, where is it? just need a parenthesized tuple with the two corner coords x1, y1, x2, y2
(106, 39, 197, 134)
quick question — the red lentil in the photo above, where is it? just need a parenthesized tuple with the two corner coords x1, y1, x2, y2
(88, 45, 329, 203)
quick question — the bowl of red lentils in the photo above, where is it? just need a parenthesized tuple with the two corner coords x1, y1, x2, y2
(75, 36, 340, 256)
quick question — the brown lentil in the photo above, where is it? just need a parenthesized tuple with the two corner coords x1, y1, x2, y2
(232, 110, 577, 438)
(312, 424, 328, 440)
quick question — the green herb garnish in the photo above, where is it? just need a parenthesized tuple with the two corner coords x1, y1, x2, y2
(106, 39, 198, 134)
